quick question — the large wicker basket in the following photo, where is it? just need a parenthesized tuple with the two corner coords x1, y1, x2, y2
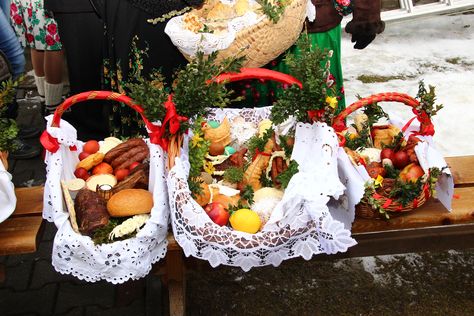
(333, 92, 435, 219)
(180, 0, 307, 68)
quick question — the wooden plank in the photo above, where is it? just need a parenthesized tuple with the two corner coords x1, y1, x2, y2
(14, 186, 44, 216)
(352, 186, 474, 233)
(166, 248, 185, 316)
(343, 223, 474, 258)
(0, 216, 43, 255)
(445, 156, 474, 185)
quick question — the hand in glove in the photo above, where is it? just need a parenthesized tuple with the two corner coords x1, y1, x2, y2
(345, 0, 385, 49)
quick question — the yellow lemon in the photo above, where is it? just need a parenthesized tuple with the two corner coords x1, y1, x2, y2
(229, 209, 261, 234)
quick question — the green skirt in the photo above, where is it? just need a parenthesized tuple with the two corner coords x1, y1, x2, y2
(234, 25, 346, 113)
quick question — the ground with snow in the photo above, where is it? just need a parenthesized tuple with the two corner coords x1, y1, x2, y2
(342, 11, 474, 157)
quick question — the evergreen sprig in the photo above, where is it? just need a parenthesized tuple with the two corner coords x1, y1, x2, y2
(257, 0, 287, 23)
(188, 118, 211, 196)
(271, 34, 337, 125)
(0, 77, 22, 152)
(416, 80, 443, 117)
(172, 51, 245, 133)
(126, 70, 168, 122)
(276, 160, 299, 189)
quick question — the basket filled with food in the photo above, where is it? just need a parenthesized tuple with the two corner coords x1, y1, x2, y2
(332, 82, 454, 219)
(163, 0, 308, 68)
(40, 91, 169, 283)
(129, 39, 357, 271)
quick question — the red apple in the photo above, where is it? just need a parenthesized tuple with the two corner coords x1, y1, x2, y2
(74, 167, 90, 181)
(392, 151, 410, 169)
(399, 163, 425, 183)
(92, 162, 113, 175)
(83, 140, 100, 154)
(129, 161, 141, 171)
(114, 168, 130, 181)
(380, 148, 394, 161)
(78, 151, 91, 161)
(204, 202, 229, 226)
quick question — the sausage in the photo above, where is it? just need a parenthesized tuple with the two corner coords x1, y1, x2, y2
(111, 145, 149, 169)
(104, 138, 147, 163)
(115, 149, 149, 170)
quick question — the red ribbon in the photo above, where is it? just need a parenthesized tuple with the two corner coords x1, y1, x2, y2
(40, 130, 78, 153)
(413, 198, 419, 208)
(308, 109, 324, 122)
(252, 148, 271, 161)
(40, 130, 60, 153)
(148, 94, 188, 151)
(402, 113, 435, 136)
(382, 198, 393, 209)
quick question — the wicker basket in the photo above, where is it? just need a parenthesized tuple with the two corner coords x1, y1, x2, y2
(39, 91, 170, 284)
(0, 151, 8, 170)
(181, 0, 307, 68)
(333, 92, 435, 219)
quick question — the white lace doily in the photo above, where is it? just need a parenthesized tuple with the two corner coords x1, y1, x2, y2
(43, 119, 169, 284)
(167, 108, 356, 271)
(165, 9, 262, 57)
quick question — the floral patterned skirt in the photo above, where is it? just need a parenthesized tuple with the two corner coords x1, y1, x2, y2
(10, 0, 62, 50)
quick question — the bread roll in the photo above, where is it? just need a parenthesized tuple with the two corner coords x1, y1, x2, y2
(107, 189, 153, 217)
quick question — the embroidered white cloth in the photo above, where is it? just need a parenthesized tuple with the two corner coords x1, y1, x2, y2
(43, 115, 169, 284)
(0, 158, 16, 223)
(167, 107, 356, 271)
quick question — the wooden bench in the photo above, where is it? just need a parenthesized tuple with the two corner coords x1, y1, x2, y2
(0, 186, 44, 282)
(1, 156, 473, 315)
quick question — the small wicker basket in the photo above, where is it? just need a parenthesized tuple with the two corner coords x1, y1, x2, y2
(182, 0, 307, 68)
(333, 92, 435, 219)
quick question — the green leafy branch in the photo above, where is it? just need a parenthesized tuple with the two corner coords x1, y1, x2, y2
(257, 0, 288, 23)
(271, 34, 337, 125)
(415, 80, 443, 117)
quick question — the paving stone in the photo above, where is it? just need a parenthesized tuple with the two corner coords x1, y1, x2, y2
(55, 281, 115, 314)
(41, 222, 58, 242)
(3, 259, 34, 291)
(30, 259, 77, 289)
(145, 275, 163, 316)
(6, 240, 53, 266)
(0, 283, 57, 315)
(53, 306, 83, 316)
(85, 298, 145, 316)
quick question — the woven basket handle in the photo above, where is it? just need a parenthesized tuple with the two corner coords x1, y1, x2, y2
(213, 67, 302, 88)
(40, 91, 154, 153)
(332, 92, 435, 136)
(49, 91, 151, 128)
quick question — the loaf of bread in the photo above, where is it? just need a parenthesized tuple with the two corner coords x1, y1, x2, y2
(74, 188, 109, 235)
(107, 189, 153, 217)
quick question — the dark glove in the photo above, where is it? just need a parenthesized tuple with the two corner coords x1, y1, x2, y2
(345, 0, 385, 49)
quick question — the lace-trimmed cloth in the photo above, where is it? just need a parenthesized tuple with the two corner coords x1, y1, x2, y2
(167, 107, 356, 271)
(43, 118, 170, 284)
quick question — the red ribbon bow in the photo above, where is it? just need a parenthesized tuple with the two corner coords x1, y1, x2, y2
(40, 130, 77, 153)
(149, 94, 188, 151)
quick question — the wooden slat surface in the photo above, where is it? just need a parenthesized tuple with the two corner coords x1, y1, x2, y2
(0, 216, 43, 255)
(445, 156, 474, 185)
(14, 186, 44, 216)
(352, 187, 474, 233)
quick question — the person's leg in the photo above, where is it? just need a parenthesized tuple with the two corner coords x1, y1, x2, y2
(0, 4, 25, 79)
(37, 6, 63, 114)
(30, 48, 46, 97)
(43, 49, 64, 113)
